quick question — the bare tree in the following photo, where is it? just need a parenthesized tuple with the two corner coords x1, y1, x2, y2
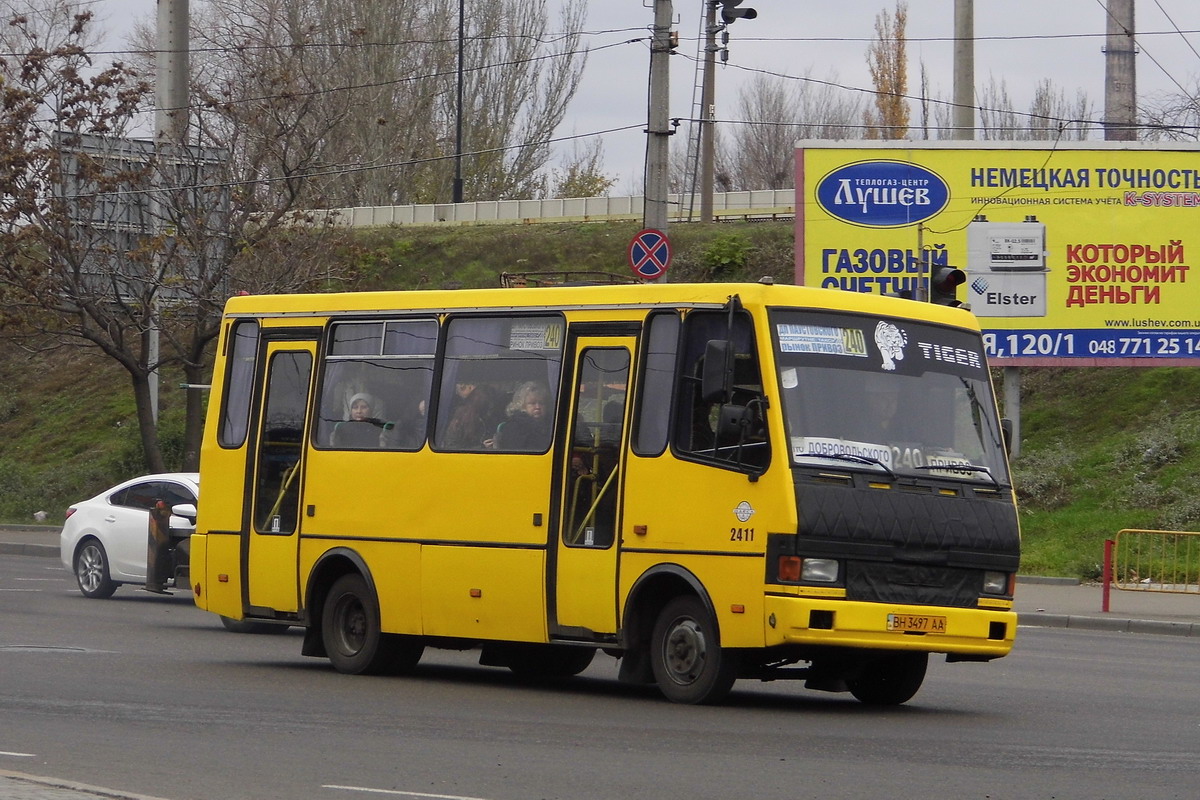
(717, 72, 865, 191)
(161, 0, 588, 207)
(1136, 82, 1200, 141)
(2, 4, 353, 471)
(438, 0, 589, 200)
(977, 76, 1094, 140)
(864, 1, 909, 140)
(548, 138, 615, 198)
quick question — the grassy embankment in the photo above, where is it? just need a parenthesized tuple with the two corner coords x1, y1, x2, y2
(3, 219, 1197, 578)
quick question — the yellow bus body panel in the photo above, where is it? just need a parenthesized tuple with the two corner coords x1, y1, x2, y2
(420, 545, 546, 641)
(194, 532, 243, 618)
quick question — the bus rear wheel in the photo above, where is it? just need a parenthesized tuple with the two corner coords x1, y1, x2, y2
(650, 596, 738, 705)
(322, 573, 423, 675)
(847, 651, 928, 706)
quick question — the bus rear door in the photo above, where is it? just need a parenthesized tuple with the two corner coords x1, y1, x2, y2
(246, 337, 317, 616)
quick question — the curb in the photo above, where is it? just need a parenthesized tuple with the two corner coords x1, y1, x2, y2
(1, 770, 171, 800)
(0, 542, 58, 559)
(1018, 612, 1200, 637)
(1016, 575, 1081, 586)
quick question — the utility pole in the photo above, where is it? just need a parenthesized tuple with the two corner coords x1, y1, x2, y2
(699, 1, 757, 224)
(1103, 0, 1137, 141)
(453, 0, 465, 203)
(951, 0, 974, 140)
(156, 0, 189, 145)
(152, 0, 190, 425)
(700, 1, 718, 224)
(643, 0, 673, 240)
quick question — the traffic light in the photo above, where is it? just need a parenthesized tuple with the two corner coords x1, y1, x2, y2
(718, 0, 758, 24)
(929, 266, 967, 307)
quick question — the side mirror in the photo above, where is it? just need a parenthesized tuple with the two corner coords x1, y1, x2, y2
(172, 502, 197, 520)
(1000, 418, 1014, 455)
(701, 339, 734, 404)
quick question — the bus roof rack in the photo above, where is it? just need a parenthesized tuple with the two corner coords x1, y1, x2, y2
(500, 270, 638, 288)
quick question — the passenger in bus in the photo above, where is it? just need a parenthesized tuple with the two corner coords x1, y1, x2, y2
(331, 393, 393, 448)
(442, 380, 504, 449)
(494, 381, 551, 451)
(863, 381, 902, 443)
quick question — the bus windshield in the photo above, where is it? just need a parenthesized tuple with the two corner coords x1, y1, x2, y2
(771, 308, 1010, 486)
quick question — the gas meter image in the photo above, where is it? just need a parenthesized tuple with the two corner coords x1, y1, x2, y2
(965, 215, 1049, 318)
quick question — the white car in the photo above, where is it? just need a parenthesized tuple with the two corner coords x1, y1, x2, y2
(60, 473, 199, 598)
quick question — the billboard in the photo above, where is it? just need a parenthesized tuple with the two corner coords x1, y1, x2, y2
(795, 141, 1200, 365)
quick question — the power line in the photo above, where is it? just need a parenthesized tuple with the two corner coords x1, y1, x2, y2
(1150, 0, 1200, 65)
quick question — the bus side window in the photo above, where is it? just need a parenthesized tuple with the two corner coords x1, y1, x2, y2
(317, 319, 437, 451)
(433, 315, 564, 453)
(218, 320, 259, 448)
(632, 311, 679, 457)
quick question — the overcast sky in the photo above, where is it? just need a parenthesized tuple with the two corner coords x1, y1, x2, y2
(89, 1, 1200, 194)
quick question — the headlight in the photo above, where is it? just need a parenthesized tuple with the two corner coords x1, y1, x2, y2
(800, 558, 840, 583)
(982, 570, 1012, 595)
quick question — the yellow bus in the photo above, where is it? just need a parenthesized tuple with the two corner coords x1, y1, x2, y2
(191, 280, 1020, 705)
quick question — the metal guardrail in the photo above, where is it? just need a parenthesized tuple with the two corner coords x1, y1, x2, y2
(326, 190, 796, 228)
(1108, 529, 1200, 594)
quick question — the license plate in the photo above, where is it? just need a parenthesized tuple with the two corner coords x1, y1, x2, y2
(887, 613, 947, 633)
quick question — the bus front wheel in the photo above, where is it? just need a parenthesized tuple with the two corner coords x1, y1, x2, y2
(847, 651, 928, 706)
(650, 596, 738, 705)
(322, 573, 423, 675)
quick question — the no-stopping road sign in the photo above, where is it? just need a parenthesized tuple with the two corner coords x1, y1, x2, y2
(628, 228, 672, 280)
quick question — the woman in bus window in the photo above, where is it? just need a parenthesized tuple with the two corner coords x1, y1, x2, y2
(494, 382, 551, 452)
(332, 393, 392, 448)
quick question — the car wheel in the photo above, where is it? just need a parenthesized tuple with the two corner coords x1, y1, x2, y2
(74, 539, 118, 599)
(219, 615, 290, 635)
(650, 596, 739, 705)
(321, 573, 423, 675)
(847, 651, 928, 706)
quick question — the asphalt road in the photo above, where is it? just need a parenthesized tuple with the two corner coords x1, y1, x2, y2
(2, 556, 1199, 800)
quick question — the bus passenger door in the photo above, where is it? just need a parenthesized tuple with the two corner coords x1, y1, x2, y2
(246, 340, 316, 615)
(552, 335, 635, 638)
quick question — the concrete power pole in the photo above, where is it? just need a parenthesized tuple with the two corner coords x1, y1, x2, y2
(644, 0, 673, 238)
(150, 0, 190, 425)
(156, 0, 189, 145)
(700, 1, 717, 224)
(951, 0, 974, 140)
(1104, 0, 1137, 141)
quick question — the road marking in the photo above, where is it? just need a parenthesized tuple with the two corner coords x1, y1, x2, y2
(323, 786, 493, 800)
(0, 751, 35, 757)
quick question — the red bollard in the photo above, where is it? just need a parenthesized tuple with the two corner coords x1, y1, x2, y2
(1101, 538, 1114, 613)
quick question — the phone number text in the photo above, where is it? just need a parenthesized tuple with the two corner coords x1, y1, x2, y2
(983, 329, 1200, 359)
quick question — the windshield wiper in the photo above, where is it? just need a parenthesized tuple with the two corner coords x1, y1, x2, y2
(913, 463, 999, 486)
(799, 452, 895, 479)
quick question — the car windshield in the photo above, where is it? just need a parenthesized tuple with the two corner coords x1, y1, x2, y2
(771, 308, 1010, 486)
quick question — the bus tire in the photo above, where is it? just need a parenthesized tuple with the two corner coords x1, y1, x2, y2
(74, 539, 118, 599)
(847, 651, 928, 706)
(650, 596, 738, 705)
(322, 573, 422, 675)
